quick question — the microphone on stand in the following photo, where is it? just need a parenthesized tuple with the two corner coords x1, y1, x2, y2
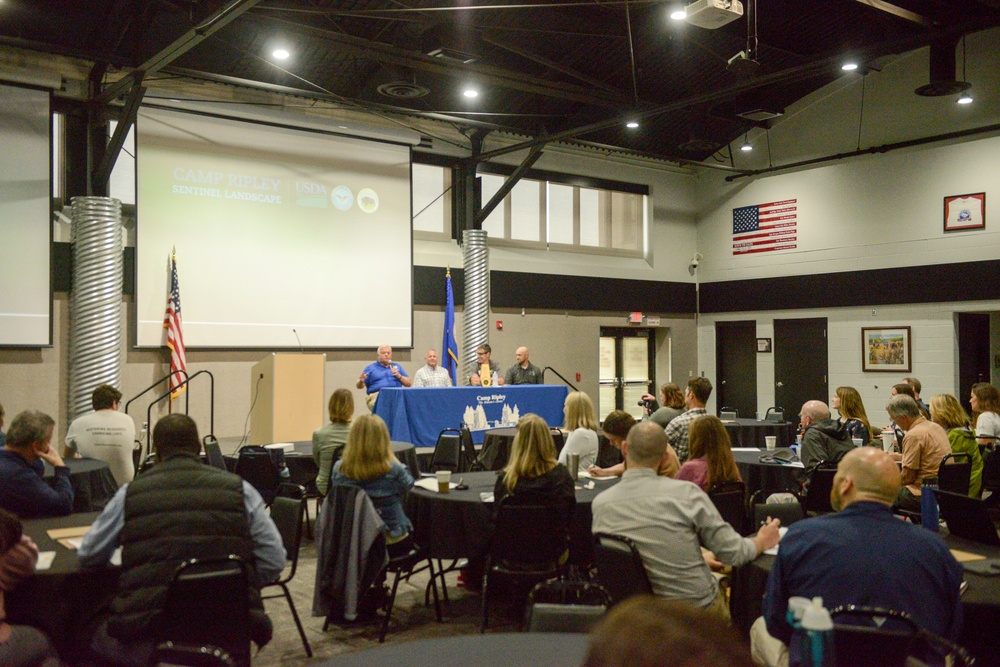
(292, 328, 305, 353)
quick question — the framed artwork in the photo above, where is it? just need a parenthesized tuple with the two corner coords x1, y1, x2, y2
(944, 192, 985, 232)
(862, 326, 912, 372)
(756, 338, 772, 353)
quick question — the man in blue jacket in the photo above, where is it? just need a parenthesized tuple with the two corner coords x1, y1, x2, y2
(0, 410, 73, 518)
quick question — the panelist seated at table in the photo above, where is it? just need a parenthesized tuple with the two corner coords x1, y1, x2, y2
(503, 346, 544, 385)
(313, 389, 354, 496)
(589, 411, 680, 479)
(63, 384, 136, 487)
(750, 447, 963, 667)
(557, 392, 600, 474)
(592, 422, 781, 617)
(411, 349, 453, 388)
(0, 507, 61, 667)
(357, 345, 411, 410)
(468, 344, 503, 386)
(78, 414, 286, 667)
(0, 411, 73, 520)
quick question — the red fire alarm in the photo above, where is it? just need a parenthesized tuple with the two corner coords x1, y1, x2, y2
(496, 320, 503, 330)
(629, 312, 643, 324)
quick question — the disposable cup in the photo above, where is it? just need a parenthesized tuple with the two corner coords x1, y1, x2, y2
(436, 469, 451, 493)
(881, 432, 895, 452)
(765, 435, 777, 451)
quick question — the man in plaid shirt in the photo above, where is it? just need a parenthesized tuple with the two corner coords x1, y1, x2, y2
(664, 377, 712, 463)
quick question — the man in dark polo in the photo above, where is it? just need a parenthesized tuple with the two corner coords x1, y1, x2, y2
(504, 346, 544, 385)
(79, 414, 285, 666)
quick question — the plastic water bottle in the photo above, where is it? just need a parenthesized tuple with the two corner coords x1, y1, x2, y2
(798, 596, 835, 667)
(921, 476, 939, 532)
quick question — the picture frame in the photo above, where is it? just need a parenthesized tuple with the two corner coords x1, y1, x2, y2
(862, 326, 912, 373)
(943, 192, 985, 232)
(756, 337, 772, 353)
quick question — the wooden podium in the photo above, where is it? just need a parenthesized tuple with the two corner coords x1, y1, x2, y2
(249, 353, 326, 445)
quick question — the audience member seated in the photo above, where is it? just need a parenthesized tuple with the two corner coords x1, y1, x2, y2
(411, 349, 453, 388)
(930, 393, 984, 497)
(665, 377, 712, 463)
(641, 382, 685, 429)
(588, 411, 680, 478)
(751, 447, 963, 667)
(892, 383, 930, 419)
(970, 382, 1000, 447)
(558, 392, 600, 474)
(0, 507, 61, 667)
(0, 411, 72, 519)
(592, 422, 780, 617)
(329, 414, 415, 557)
(583, 594, 754, 667)
(356, 345, 411, 411)
(831, 386, 872, 445)
(677, 416, 742, 491)
(886, 394, 951, 512)
(63, 384, 136, 486)
(503, 346, 544, 385)
(797, 400, 853, 476)
(79, 414, 285, 667)
(495, 413, 575, 518)
(903, 377, 932, 419)
(313, 389, 354, 496)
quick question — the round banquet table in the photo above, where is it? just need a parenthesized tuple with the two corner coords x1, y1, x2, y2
(405, 470, 619, 565)
(317, 632, 590, 667)
(722, 418, 797, 449)
(480, 428, 622, 471)
(731, 447, 803, 499)
(43, 457, 119, 513)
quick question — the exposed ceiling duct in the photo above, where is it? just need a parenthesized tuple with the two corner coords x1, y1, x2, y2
(914, 36, 972, 96)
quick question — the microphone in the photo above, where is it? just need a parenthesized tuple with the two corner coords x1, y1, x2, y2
(292, 328, 304, 353)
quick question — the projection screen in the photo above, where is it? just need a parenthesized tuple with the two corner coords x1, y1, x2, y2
(135, 106, 413, 349)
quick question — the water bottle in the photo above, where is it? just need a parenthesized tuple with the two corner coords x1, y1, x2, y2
(797, 596, 835, 667)
(569, 452, 580, 480)
(921, 476, 939, 532)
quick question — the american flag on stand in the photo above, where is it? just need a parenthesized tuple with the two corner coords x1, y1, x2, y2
(163, 251, 187, 399)
(732, 199, 798, 255)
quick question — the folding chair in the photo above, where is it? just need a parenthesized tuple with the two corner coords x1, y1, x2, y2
(799, 464, 838, 515)
(524, 578, 611, 633)
(707, 480, 749, 535)
(765, 407, 785, 422)
(261, 497, 311, 657)
(202, 438, 227, 471)
(939, 452, 972, 497)
(592, 533, 652, 607)
(720, 407, 739, 420)
(428, 428, 462, 473)
(829, 605, 974, 667)
(234, 448, 280, 506)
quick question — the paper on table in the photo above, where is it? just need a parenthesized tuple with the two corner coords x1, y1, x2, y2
(36, 551, 56, 571)
(413, 477, 458, 492)
(731, 447, 764, 452)
(763, 526, 789, 555)
(480, 492, 495, 503)
(47, 525, 91, 540)
(950, 549, 988, 563)
(59, 537, 84, 550)
(577, 471, 616, 481)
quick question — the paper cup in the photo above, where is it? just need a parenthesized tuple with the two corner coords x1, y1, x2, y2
(765, 435, 777, 451)
(881, 431, 895, 452)
(852, 438, 863, 448)
(436, 469, 451, 493)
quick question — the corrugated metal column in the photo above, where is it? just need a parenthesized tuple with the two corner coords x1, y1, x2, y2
(461, 229, 489, 384)
(68, 196, 124, 421)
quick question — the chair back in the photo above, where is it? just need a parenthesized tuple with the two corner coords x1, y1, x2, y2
(459, 425, 483, 472)
(753, 500, 804, 530)
(155, 556, 252, 666)
(803, 464, 838, 514)
(203, 439, 227, 471)
(828, 605, 972, 667)
(592, 533, 652, 606)
(234, 448, 280, 505)
(981, 445, 1000, 495)
(765, 407, 785, 422)
(149, 642, 236, 667)
(550, 429, 565, 453)
(269, 496, 303, 575)
(707, 480, 749, 535)
(429, 428, 462, 472)
(720, 408, 739, 420)
(489, 501, 570, 567)
(525, 603, 606, 633)
(938, 452, 972, 496)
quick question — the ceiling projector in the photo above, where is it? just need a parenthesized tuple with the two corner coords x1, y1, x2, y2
(683, 0, 744, 29)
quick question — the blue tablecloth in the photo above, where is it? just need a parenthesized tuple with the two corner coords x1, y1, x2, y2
(373, 385, 570, 448)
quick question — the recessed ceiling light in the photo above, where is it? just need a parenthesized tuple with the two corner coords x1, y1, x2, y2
(463, 88, 479, 98)
(626, 121, 639, 129)
(670, 8, 686, 20)
(740, 134, 752, 152)
(272, 49, 290, 60)
(841, 62, 858, 71)
(957, 93, 974, 104)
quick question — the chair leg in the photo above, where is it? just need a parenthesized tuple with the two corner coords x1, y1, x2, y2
(303, 501, 313, 541)
(424, 559, 450, 608)
(281, 583, 313, 657)
(480, 571, 489, 633)
(426, 559, 442, 622)
(379, 569, 404, 643)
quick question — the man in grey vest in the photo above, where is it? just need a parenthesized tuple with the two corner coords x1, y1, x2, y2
(79, 414, 285, 666)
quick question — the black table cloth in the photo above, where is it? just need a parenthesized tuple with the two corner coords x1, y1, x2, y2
(732, 447, 803, 499)
(43, 457, 119, 513)
(405, 470, 619, 565)
(723, 418, 798, 449)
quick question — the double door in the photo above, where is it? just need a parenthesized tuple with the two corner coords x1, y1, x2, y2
(599, 327, 655, 421)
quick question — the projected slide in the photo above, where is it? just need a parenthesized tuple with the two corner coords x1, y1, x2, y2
(135, 107, 413, 349)
(0, 84, 50, 346)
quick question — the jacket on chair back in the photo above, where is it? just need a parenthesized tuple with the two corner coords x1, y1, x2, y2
(106, 454, 262, 640)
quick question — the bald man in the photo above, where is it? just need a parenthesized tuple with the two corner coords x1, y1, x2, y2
(504, 346, 544, 385)
(798, 400, 854, 473)
(751, 448, 963, 667)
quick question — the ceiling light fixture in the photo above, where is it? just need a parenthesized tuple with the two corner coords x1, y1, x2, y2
(670, 7, 687, 20)
(272, 49, 290, 60)
(841, 62, 858, 71)
(463, 88, 479, 98)
(626, 121, 639, 129)
(740, 134, 752, 151)
(957, 92, 974, 105)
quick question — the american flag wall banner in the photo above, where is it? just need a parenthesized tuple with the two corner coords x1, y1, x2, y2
(732, 199, 798, 255)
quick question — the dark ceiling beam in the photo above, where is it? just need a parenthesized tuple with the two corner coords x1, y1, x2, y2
(475, 142, 545, 226)
(93, 79, 146, 191)
(251, 15, 626, 109)
(96, 0, 264, 105)
(479, 32, 622, 96)
(854, 0, 934, 26)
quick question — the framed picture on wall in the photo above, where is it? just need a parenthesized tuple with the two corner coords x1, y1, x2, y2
(944, 192, 985, 232)
(862, 326, 912, 372)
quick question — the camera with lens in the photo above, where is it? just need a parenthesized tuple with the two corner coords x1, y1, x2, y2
(638, 398, 659, 412)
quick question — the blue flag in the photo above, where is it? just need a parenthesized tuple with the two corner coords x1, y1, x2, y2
(442, 270, 459, 385)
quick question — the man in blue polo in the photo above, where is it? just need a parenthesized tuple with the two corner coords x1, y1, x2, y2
(357, 345, 411, 410)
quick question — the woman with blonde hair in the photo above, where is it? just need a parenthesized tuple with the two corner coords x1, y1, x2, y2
(558, 391, 600, 474)
(832, 386, 873, 445)
(312, 388, 354, 495)
(677, 416, 742, 491)
(930, 394, 983, 497)
(495, 414, 575, 515)
(330, 414, 414, 556)
(970, 383, 1000, 447)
